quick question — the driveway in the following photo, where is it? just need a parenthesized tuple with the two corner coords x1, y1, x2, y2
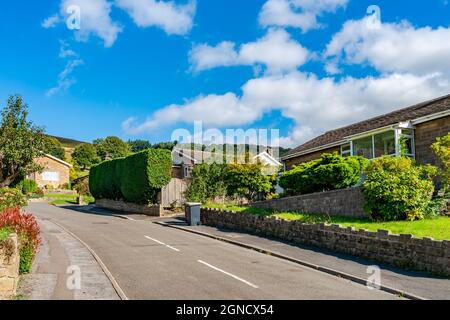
(25, 202, 400, 300)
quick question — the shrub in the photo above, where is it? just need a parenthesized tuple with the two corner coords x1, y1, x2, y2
(280, 153, 368, 195)
(224, 163, 278, 201)
(59, 183, 71, 190)
(432, 132, 450, 193)
(186, 163, 227, 203)
(73, 177, 90, 196)
(0, 188, 27, 212)
(362, 156, 437, 221)
(0, 207, 41, 274)
(90, 149, 172, 205)
(22, 179, 38, 194)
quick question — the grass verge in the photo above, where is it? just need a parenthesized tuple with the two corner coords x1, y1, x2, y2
(46, 193, 95, 205)
(204, 203, 450, 240)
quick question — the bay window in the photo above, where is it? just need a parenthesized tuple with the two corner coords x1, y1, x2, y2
(341, 127, 415, 160)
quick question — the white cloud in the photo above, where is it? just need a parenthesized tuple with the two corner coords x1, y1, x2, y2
(47, 42, 84, 97)
(325, 17, 450, 76)
(47, 59, 84, 97)
(60, 0, 123, 47)
(123, 71, 448, 146)
(42, 15, 61, 28)
(189, 28, 310, 74)
(59, 40, 78, 58)
(259, 0, 348, 33)
(115, 0, 196, 35)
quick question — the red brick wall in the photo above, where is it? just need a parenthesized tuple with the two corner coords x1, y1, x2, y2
(415, 116, 450, 166)
(283, 146, 340, 170)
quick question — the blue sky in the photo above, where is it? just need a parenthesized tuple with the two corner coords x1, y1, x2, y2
(0, 0, 449, 146)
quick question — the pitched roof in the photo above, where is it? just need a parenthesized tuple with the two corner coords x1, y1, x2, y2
(43, 154, 73, 167)
(283, 94, 450, 160)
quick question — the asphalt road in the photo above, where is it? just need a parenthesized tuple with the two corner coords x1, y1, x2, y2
(27, 202, 401, 300)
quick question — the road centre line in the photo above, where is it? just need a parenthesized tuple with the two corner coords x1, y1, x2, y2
(145, 236, 180, 252)
(197, 260, 259, 289)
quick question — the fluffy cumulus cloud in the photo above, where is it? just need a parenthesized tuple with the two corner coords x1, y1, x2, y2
(43, 0, 196, 47)
(115, 0, 196, 35)
(58, 0, 123, 47)
(325, 17, 450, 76)
(189, 28, 310, 74)
(123, 71, 448, 146)
(259, 0, 348, 33)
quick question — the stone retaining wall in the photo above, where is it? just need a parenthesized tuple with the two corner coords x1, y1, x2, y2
(0, 234, 20, 300)
(96, 199, 163, 216)
(201, 209, 450, 276)
(251, 188, 367, 217)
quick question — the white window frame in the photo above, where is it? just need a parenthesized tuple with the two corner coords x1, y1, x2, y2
(342, 127, 415, 160)
(42, 171, 60, 182)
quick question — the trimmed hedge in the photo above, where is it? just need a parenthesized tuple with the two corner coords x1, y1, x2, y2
(89, 149, 172, 205)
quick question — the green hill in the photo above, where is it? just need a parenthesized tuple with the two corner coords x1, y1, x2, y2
(47, 135, 86, 148)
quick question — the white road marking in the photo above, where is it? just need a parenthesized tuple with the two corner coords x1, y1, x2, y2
(145, 236, 180, 252)
(197, 260, 259, 289)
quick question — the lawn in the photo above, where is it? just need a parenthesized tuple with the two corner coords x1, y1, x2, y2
(203, 203, 450, 241)
(45, 193, 95, 205)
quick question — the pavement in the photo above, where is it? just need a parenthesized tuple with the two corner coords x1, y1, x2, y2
(18, 216, 120, 300)
(22, 202, 403, 300)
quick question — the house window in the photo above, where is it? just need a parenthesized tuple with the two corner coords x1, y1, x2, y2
(349, 128, 415, 160)
(399, 129, 415, 157)
(42, 171, 60, 182)
(374, 130, 396, 158)
(183, 166, 193, 178)
(340, 143, 351, 157)
(353, 136, 374, 159)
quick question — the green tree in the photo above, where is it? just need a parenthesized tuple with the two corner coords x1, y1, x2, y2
(44, 136, 65, 160)
(224, 163, 277, 201)
(432, 132, 450, 192)
(152, 141, 177, 151)
(72, 143, 100, 170)
(93, 136, 131, 161)
(186, 163, 227, 203)
(0, 95, 46, 188)
(128, 139, 152, 153)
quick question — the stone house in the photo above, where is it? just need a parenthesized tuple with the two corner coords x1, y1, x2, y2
(282, 94, 450, 170)
(28, 154, 72, 189)
(161, 147, 283, 207)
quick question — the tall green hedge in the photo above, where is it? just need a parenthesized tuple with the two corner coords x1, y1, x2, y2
(89, 149, 172, 204)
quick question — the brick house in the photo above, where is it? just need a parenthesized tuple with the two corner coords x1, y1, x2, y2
(282, 94, 450, 170)
(28, 154, 72, 189)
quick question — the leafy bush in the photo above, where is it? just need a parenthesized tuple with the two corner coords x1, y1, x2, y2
(73, 177, 90, 196)
(432, 132, 450, 192)
(0, 207, 41, 274)
(425, 196, 449, 218)
(90, 149, 172, 205)
(224, 163, 277, 201)
(362, 156, 437, 221)
(0, 188, 27, 212)
(22, 179, 38, 194)
(186, 163, 227, 203)
(280, 153, 368, 195)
